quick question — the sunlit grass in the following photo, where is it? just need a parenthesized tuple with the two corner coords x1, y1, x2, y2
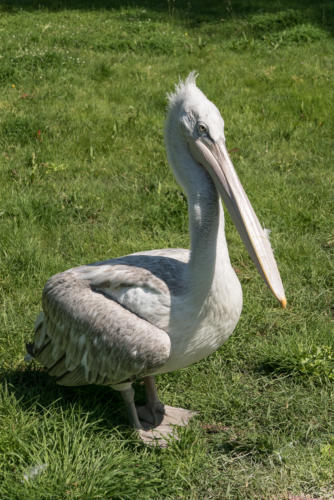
(0, 1, 333, 498)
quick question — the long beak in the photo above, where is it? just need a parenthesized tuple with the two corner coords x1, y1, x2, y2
(189, 137, 286, 308)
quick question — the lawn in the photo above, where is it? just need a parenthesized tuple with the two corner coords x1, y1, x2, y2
(0, 0, 333, 498)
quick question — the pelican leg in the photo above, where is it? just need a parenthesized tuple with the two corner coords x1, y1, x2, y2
(120, 386, 143, 430)
(140, 376, 165, 425)
(120, 381, 169, 447)
(120, 379, 197, 447)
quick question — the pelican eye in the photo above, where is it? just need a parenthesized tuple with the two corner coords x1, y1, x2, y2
(197, 122, 208, 136)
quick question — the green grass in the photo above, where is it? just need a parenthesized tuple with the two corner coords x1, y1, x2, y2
(0, 0, 333, 498)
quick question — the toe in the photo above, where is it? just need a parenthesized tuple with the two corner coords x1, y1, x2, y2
(138, 428, 173, 448)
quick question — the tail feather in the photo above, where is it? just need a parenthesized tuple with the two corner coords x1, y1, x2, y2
(26, 342, 35, 357)
(25, 311, 45, 362)
(24, 342, 35, 363)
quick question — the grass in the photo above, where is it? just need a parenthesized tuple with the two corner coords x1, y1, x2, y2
(0, 0, 333, 497)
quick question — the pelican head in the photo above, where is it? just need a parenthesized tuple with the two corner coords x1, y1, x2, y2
(165, 72, 286, 307)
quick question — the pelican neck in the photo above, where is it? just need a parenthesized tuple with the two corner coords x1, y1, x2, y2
(186, 173, 232, 298)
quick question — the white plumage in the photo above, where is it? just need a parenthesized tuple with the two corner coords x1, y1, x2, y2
(27, 73, 285, 446)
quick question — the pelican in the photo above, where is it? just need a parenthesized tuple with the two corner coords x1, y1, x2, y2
(27, 73, 286, 446)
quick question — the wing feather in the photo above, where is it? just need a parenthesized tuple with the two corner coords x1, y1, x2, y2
(56, 366, 87, 386)
(30, 270, 171, 386)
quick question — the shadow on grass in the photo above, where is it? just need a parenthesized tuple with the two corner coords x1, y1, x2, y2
(1, 0, 334, 36)
(212, 435, 274, 459)
(1, 364, 147, 435)
(201, 422, 275, 461)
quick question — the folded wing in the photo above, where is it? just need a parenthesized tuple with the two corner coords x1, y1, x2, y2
(30, 269, 171, 386)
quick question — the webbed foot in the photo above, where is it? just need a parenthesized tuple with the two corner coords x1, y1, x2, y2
(136, 405, 198, 447)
